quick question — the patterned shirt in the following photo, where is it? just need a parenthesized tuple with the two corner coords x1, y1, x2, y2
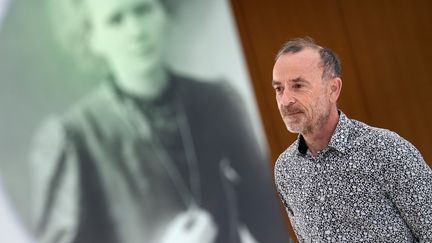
(275, 111, 432, 242)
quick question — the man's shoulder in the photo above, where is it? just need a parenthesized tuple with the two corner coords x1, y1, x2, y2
(350, 119, 400, 146)
(275, 140, 299, 168)
(349, 118, 420, 158)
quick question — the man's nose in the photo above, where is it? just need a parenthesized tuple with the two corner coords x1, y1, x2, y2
(280, 89, 296, 106)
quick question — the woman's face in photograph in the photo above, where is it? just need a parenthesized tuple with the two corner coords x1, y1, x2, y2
(86, 0, 168, 75)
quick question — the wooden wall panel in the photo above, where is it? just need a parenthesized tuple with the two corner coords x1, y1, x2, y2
(230, 0, 432, 241)
(338, 0, 432, 164)
(230, 0, 371, 162)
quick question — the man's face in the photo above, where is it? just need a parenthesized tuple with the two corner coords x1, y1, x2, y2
(272, 48, 333, 135)
(86, 0, 167, 75)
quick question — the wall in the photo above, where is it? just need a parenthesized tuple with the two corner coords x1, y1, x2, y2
(230, 0, 432, 240)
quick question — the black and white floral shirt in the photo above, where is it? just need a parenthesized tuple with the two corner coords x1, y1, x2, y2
(275, 111, 432, 242)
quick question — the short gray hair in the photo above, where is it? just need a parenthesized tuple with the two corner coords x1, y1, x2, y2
(276, 37, 342, 80)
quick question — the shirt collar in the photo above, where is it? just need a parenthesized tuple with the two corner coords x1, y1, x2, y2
(327, 111, 352, 153)
(296, 111, 353, 155)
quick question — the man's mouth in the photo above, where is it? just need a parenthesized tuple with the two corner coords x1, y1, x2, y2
(286, 111, 302, 116)
(281, 109, 303, 117)
(280, 105, 304, 118)
(284, 112, 303, 120)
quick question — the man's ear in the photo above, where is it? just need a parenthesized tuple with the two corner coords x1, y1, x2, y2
(329, 77, 342, 103)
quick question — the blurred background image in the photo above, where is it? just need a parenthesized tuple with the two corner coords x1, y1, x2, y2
(0, 0, 291, 243)
(1, 1, 34, 243)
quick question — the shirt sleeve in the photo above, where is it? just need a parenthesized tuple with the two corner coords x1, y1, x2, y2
(30, 117, 81, 243)
(382, 133, 432, 241)
(274, 159, 304, 242)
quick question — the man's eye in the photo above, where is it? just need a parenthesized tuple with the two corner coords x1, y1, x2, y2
(293, 84, 303, 89)
(274, 87, 283, 93)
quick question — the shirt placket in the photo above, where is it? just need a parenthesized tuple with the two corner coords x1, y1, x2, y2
(306, 149, 337, 241)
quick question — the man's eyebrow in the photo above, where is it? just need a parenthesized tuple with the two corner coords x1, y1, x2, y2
(272, 77, 310, 86)
(272, 80, 281, 86)
(290, 77, 309, 83)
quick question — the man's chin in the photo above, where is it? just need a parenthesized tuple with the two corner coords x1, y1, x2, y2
(284, 123, 304, 134)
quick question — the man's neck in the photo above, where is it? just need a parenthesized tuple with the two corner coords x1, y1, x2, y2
(302, 108, 340, 156)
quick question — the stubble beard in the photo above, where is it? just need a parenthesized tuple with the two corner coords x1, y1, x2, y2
(281, 100, 331, 135)
(280, 105, 308, 134)
(284, 114, 307, 134)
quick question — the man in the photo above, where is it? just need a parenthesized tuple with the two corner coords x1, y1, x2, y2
(273, 37, 432, 242)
